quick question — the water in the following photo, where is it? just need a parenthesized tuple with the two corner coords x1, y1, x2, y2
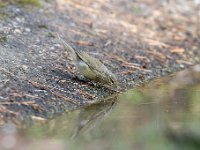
(1, 65, 200, 150)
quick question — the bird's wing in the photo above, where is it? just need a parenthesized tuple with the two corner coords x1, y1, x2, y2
(77, 51, 117, 84)
(76, 51, 107, 75)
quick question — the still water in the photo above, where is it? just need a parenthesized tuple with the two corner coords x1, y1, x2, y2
(1, 65, 200, 150)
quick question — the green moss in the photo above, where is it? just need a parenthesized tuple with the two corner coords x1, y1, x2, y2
(47, 32, 56, 38)
(38, 24, 48, 29)
(18, 0, 41, 7)
(0, 2, 6, 8)
(0, 35, 7, 43)
(0, 13, 8, 20)
(132, 6, 143, 14)
(0, 0, 42, 7)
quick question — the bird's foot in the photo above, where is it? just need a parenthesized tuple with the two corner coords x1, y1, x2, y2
(74, 75, 94, 85)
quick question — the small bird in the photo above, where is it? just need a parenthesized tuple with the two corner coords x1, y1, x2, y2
(58, 36, 117, 85)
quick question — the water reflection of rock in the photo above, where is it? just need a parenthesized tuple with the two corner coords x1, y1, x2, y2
(72, 94, 118, 138)
(165, 122, 200, 150)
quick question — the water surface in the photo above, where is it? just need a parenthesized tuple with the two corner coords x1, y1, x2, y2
(1, 65, 200, 150)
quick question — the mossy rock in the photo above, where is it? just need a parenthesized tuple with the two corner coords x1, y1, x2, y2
(18, 0, 41, 7)
(0, 0, 41, 7)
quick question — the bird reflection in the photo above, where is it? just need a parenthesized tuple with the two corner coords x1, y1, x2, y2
(72, 94, 118, 138)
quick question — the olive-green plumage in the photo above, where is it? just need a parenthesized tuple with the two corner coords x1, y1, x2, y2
(58, 36, 117, 85)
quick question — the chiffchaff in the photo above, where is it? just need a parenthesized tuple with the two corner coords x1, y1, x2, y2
(58, 36, 117, 85)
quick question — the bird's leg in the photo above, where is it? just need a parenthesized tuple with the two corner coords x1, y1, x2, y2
(76, 74, 87, 81)
(75, 74, 94, 85)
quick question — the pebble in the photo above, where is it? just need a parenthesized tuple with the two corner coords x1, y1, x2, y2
(50, 46, 55, 50)
(24, 28, 31, 32)
(16, 17, 25, 23)
(22, 65, 29, 71)
(13, 29, 21, 34)
(180, 64, 185, 68)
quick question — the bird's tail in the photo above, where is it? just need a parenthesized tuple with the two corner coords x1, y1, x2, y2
(56, 33, 77, 61)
